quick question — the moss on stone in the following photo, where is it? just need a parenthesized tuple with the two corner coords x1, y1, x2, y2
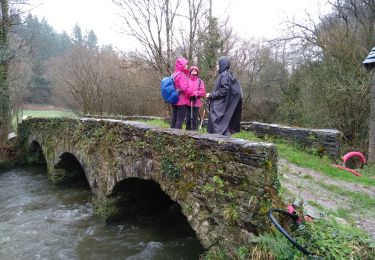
(182, 203, 193, 216)
(223, 204, 239, 224)
(264, 160, 273, 173)
(92, 195, 122, 222)
(19, 117, 281, 256)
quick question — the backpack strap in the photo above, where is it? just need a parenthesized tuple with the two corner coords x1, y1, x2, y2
(172, 71, 181, 80)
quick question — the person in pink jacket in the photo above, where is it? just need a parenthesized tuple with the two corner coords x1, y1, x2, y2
(170, 58, 195, 129)
(186, 66, 206, 131)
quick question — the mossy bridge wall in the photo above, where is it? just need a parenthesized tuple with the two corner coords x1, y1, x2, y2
(19, 117, 280, 256)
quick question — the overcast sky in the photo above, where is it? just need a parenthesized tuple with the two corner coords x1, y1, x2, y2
(28, 0, 330, 51)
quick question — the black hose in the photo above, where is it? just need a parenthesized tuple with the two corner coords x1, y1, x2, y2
(268, 208, 312, 256)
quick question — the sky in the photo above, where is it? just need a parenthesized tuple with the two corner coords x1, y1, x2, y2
(27, 0, 331, 51)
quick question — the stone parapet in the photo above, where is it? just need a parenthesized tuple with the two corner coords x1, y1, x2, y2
(241, 121, 342, 159)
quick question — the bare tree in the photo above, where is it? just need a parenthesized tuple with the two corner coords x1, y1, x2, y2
(0, 0, 12, 141)
(111, 0, 183, 76)
(9, 51, 32, 129)
(49, 46, 164, 116)
(275, 0, 374, 149)
(50, 47, 110, 114)
(0, 0, 29, 142)
(112, 0, 213, 75)
(176, 0, 208, 62)
(230, 38, 288, 122)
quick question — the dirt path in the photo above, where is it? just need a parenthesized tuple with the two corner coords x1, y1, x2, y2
(278, 158, 375, 240)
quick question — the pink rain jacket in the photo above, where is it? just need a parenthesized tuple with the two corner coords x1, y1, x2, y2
(172, 58, 194, 106)
(188, 66, 206, 108)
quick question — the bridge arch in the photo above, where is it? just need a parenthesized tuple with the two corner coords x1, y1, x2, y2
(28, 140, 47, 167)
(109, 177, 189, 224)
(52, 152, 90, 187)
(20, 117, 280, 257)
(27, 138, 94, 189)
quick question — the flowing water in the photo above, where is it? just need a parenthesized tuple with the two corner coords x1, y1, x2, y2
(0, 167, 203, 259)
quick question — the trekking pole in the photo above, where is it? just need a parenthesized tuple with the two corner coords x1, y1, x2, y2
(190, 100, 193, 130)
(199, 108, 206, 130)
(199, 98, 209, 130)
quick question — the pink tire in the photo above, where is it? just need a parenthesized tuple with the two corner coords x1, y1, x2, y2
(342, 151, 366, 169)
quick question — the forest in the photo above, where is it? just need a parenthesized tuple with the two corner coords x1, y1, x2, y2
(0, 0, 374, 153)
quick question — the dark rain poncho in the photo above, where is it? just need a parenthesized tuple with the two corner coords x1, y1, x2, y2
(207, 56, 243, 136)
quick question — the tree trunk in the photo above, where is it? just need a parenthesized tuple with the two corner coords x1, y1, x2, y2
(368, 73, 375, 163)
(0, 0, 10, 142)
(165, 0, 171, 74)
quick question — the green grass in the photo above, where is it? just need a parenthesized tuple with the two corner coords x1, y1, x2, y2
(232, 131, 261, 141)
(254, 216, 375, 259)
(20, 109, 76, 118)
(233, 131, 375, 187)
(138, 119, 170, 128)
(318, 182, 375, 211)
(277, 141, 375, 187)
(307, 200, 325, 211)
(12, 109, 76, 131)
(141, 119, 208, 133)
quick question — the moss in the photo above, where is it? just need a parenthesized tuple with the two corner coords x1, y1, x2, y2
(175, 181, 196, 199)
(92, 195, 122, 222)
(273, 178, 281, 191)
(259, 198, 272, 215)
(161, 156, 181, 179)
(182, 203, 193, 215)
(308, 133, 317, 141)
(237, 246, 250, 260)
(203, 247, 228, 260)
(264, 160, 273, 173)
(223, 204, 239, 224)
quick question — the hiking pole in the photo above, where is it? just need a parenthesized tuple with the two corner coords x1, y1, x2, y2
(190, 100, 193, 130)
(199, 109, 205, 130)
(199, 98, 209, 130)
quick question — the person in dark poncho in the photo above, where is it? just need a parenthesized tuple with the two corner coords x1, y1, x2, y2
(206, 56, 243, 136)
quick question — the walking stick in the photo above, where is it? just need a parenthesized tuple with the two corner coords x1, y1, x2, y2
(190, 100, 193, 130)
(199, 98, 210, 130)
(199, 109, 206, 130)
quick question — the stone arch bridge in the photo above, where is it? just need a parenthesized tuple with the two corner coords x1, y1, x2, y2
(19, 117, 279, 257)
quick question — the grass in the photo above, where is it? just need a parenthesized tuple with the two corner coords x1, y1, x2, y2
(307, 200, 325, 211)
(141, 119, 208, 132)
(12, 109, 76, 131)
(232, 131, 375, 187)
(254, 215, 375, 259)
(318, 182, 375, 211)
(232, 131, 261, 141)
(20, 109, 76, 118)
(277, 141, 375, 187)
(138, 119, 169, 128)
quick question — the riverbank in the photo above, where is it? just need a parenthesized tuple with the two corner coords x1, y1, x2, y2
(0, 140, 23, 172)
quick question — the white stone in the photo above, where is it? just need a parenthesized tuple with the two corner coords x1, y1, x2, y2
(7, 132, 16, 140)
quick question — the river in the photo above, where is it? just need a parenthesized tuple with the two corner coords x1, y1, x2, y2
(0, 167, 203, 259)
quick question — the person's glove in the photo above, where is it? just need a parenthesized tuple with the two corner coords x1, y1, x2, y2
(190, 96, 197, 103)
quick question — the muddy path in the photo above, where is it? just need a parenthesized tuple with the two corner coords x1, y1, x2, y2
(278, 158, 375, 240)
